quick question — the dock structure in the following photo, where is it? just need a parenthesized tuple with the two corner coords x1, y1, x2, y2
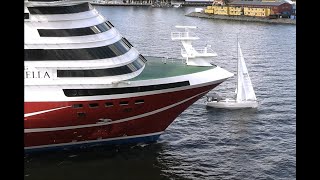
(186, 11, 296, 25)
(203, 0, 293, 18)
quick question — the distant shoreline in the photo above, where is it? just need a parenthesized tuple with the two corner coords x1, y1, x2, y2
(91, 2, 214, 7)
(91, 3, 296, 25)
(185, 12, 296, 25)
(91, 2, 150, 6)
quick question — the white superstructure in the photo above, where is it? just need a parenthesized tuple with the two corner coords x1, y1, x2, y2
(171, 26, 218, 67)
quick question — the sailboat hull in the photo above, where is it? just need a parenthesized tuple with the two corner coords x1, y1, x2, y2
(206, 99, 258, 109)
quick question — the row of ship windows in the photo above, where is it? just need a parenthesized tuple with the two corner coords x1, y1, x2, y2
(25, 38, 132, 61)
(57, 55, 146, 77)
(25, 18, 114, 38)
(72, 99, 145, 109)
(28, 2, 92, 15)
(63, 81, 190, 97)
(37, 21, 115, 37)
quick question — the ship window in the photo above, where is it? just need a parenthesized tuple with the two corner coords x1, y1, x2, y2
(57, 56, 145, 77)
(25, 38, 131, 61)
(106, 21, 114, 27)
(120, 101, 129, 106)
(135, 99, 144, 104)
(122, 38, 134, 48)
(63, 81, 190, 97)
(38, 22, 112, 37)
(72, 104, 83, 108)
(123, 108, 132, 112)
(89, 103, 99, 108)
(105, 102, 113, 107)
(77, 112, 86, 118)
(139, 54, 147, 63)
(24, 13, 29, 19)
(28, 2, 92, 15)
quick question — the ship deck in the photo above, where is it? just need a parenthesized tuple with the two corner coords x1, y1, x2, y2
(131, 56, 215, 81)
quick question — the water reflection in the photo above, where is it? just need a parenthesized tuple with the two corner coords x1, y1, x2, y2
(25, 143, 174, 180)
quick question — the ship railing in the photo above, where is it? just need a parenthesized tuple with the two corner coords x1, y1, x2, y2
(171, 32, 199, 40)
(181, 46, 217, 56)
(196, 47, 217, 55)
(161, 56, 185, 64)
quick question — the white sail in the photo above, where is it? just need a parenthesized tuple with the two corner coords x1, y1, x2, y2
(236, 42, 256, 102)
(206, 41, 258, 109)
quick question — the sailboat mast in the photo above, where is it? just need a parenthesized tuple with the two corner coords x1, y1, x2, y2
(236, 35, 239, 97)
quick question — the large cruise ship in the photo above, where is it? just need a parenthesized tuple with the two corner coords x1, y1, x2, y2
(24, 0, 233, 152)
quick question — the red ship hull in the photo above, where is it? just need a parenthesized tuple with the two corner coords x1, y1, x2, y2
(25, 84, 218, 152)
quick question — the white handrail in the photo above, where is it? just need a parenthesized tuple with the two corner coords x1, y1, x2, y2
(171, 32, 190, 39)
(175, 25, 197, 29)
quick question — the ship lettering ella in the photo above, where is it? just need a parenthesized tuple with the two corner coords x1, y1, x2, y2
(25, 70, 51, 79)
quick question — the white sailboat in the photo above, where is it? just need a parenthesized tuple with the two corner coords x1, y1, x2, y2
(206, 41, 258, 109)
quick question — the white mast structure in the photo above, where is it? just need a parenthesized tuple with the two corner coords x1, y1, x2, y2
(171, 25, 218, 67)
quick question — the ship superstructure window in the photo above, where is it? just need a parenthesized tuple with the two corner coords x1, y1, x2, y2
(139, 54, 147, 63)
(107, 21, 114, 27)
(28, 2, 92, 15)
(57, 56, 145, 77)
(25, 38, 131, 61)
(63, 81, 190, 97)
(38, 22, 113, 37)
(122, 38, 134, 48)
(24, 13, 29, 19)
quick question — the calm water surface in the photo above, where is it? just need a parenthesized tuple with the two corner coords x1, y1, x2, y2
(24, 6, 296, 180)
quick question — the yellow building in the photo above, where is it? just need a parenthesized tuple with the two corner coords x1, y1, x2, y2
(204, 9, 214, 14)
(204, 6, 214, 14)
(229, 7, 242, 16)
(212, 6, 229, 15)
(204, 4, 272, 17)
(243, 7, 271, 17)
